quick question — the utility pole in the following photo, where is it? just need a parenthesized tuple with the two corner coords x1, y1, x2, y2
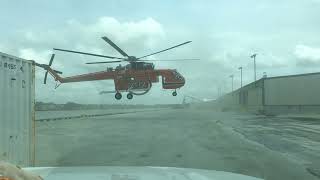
(238, 66, 243, 88)
(250, 53, 257, 81)
(229, 75, 234, 93)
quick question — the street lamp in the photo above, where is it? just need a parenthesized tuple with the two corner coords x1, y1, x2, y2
(238, 67, 243, 88)
(229, 75, 234, 93)
(250, 53, 257, 81)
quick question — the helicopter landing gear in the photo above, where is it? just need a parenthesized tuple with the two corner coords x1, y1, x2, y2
(115, 92, 122, 100)
(127, 93, 133, 100)
(172, 91, 177, 96)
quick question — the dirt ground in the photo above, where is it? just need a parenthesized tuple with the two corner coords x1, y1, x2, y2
(35, 108, 320, 180)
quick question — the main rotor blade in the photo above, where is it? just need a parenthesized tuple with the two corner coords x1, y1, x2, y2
(138, 41, 192, 59)
(53, 48, 125, 60)
(101, 36, 129, 57)
(85, 60, 123, 64)
(138, 58, 200, 61)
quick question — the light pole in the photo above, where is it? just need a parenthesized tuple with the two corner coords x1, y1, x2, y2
(238, 66, 243, 88)
(250, 53, 257, 81)
(229, 75, 234, 93)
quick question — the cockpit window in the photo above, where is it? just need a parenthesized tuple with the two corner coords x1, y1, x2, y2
(172, 70, 184, 81)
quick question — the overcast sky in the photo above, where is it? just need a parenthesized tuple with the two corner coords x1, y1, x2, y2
(1, 0, 320, 104)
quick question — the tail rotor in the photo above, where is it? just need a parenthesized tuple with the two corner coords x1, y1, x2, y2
(34, 54, 62, 84)
(44, 54, 55, 84)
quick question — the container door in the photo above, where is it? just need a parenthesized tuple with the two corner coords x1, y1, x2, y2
(0, 53, 35, 167)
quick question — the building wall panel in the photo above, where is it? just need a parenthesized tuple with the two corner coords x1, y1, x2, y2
(247, 87, 263, 106)
(264, 74, 320, 105)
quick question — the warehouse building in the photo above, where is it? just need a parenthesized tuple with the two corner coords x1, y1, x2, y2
(218, 72, 320, 115)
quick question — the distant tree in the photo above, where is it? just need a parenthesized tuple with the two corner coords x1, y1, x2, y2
(64, 102, 81, 110)
(35, 101, 44, 110)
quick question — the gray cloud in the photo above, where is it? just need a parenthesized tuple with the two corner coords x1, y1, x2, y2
(295, 45, 320, 67)
(2, 0, 320, 104)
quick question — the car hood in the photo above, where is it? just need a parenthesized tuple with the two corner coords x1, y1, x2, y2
(24, 166, 262, 180)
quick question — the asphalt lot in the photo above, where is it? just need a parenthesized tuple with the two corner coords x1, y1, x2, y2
(35, 107, 320, 180)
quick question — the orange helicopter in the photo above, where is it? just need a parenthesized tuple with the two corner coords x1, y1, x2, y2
(35, 36, 197, 100)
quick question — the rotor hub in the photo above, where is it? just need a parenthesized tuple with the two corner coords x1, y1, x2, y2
(128, 56, 138, 61)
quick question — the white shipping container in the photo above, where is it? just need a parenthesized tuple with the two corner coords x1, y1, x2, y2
(0, 52, 35, 166)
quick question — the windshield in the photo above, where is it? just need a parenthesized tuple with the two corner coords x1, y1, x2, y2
(1, 1, 320, 180)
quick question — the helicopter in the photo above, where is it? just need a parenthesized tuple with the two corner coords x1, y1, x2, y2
(35, 36, 197, 100)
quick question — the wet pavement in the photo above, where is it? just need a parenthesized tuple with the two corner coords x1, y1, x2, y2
(36, 107, 320, 180)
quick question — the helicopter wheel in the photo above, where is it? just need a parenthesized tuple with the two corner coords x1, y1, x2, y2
(172, 91, 177, 96)
(115, 92, 122, 100)
(127, 93, 133, 100)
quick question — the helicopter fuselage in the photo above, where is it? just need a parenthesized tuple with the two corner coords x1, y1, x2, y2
(47, 65, 185, 94)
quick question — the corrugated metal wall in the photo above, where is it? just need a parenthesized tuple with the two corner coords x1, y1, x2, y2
(217, 73, 320, 114)
(0, 52, 35, 166)
(217, 79, 264, 113)
(264, 73, 320, 105)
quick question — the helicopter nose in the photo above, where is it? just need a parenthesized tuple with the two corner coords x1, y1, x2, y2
(176, 76, 185, 88)
(177, 74, 185, 82)
(180, 77, 186, 86)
